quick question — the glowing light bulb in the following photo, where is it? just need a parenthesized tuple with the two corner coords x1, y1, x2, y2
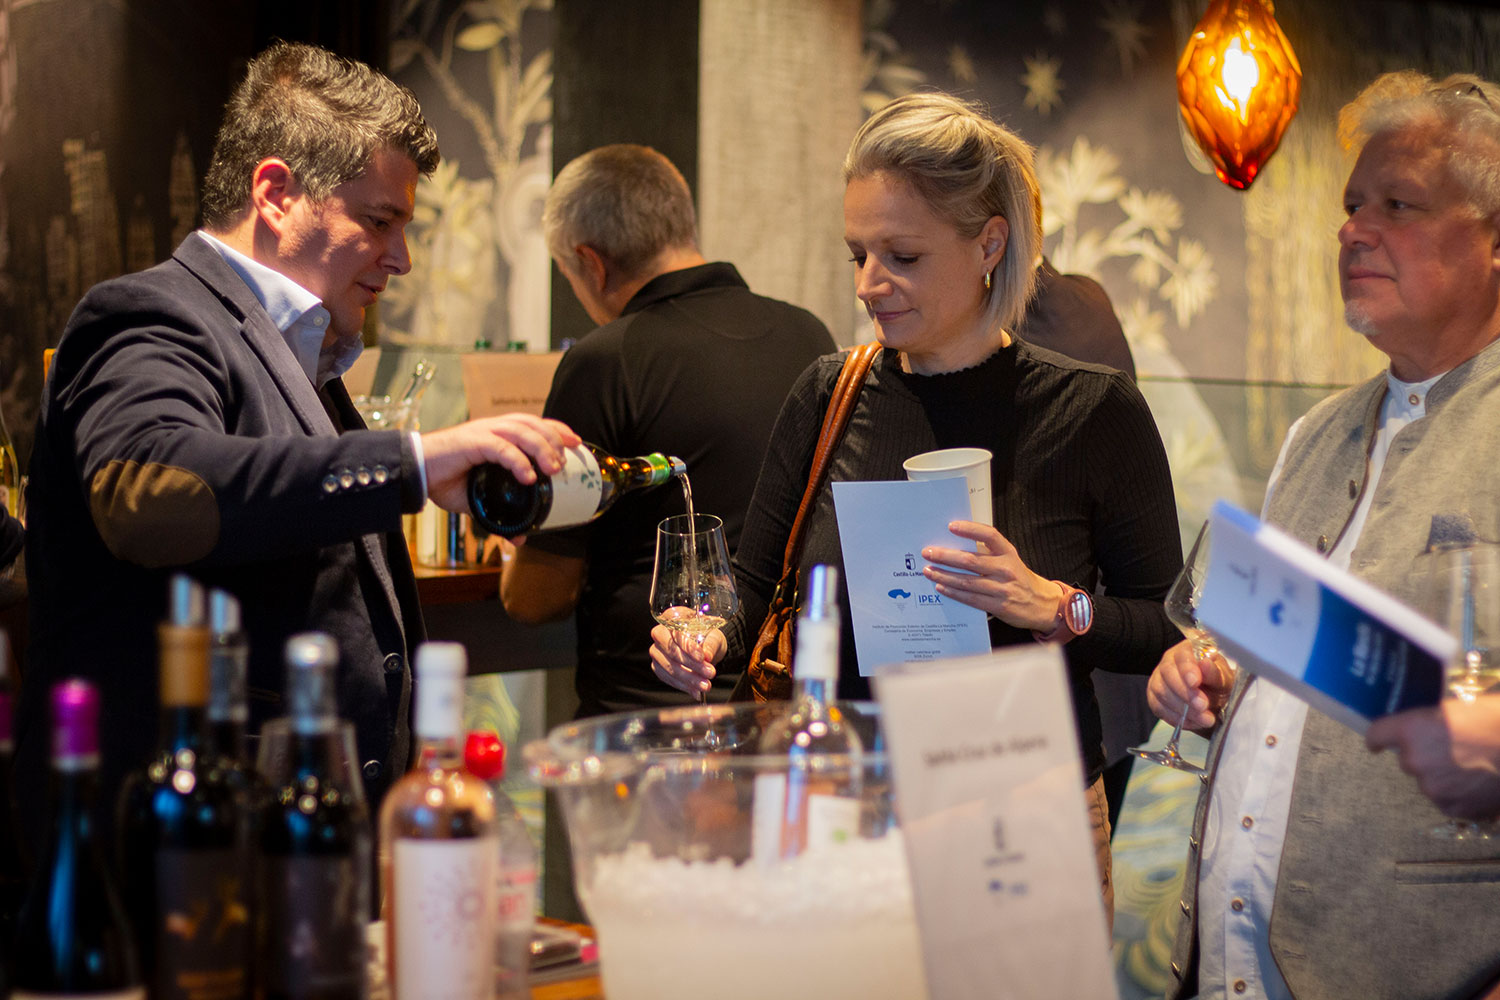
(1221, 38, 1260, 105)
(1176, 0, 1301, 190)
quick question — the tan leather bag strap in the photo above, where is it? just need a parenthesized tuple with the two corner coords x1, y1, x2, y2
(777, 343, 880, 581)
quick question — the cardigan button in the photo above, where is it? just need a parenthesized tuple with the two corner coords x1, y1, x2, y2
(1348, 479, 1358, 498)
(1316, 535, 1329, 553)
(362, 760, 383, 779)
(383, 653, 406, 675)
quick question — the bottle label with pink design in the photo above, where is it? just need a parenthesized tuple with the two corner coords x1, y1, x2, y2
(392, 837, 500, 1000)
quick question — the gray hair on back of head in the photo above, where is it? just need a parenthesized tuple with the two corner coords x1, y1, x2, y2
(542, 145, 699, 281)
(1339, 70, 1500, 218)
(843, 91, 1042, 332)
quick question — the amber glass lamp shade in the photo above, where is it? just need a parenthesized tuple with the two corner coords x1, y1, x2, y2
(1177, 0, 1302, 190)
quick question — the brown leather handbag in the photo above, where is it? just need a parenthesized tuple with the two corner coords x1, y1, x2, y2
(737, 343, 880, 702)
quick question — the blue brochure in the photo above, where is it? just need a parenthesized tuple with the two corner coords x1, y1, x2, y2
(1199, 501, 1453, 733)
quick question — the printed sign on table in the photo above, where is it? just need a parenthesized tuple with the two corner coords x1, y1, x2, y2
(875, 647, 1118, 1000)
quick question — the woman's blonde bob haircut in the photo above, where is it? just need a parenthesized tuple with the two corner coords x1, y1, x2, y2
(843, 92, 1043, 332)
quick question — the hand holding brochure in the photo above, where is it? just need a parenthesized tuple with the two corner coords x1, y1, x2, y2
(1199, 501, 1453, 733)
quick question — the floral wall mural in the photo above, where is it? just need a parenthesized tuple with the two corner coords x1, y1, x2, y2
(384, 0, 554, 354)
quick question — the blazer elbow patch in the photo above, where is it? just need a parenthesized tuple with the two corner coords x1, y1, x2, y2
(89, 459, 220, 566)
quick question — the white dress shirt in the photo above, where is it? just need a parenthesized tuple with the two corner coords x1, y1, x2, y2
(1193, 368, 1441, 1000)
(196, 231, 426, 498)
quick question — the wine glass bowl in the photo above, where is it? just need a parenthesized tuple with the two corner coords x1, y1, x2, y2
(1129, 521, 1213, 774)
(1425, 543, 1500, 839)
(649, 514, 740, 704)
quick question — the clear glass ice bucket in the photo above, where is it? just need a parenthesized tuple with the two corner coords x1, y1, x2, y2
(525, 701, 928, 1000)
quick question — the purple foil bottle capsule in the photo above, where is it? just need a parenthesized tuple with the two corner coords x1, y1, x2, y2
(51, 678, 100, 768)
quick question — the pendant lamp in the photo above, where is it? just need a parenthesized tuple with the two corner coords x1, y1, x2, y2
(1177, 0, 1302, 190)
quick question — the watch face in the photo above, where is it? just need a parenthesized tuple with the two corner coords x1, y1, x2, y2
(1063, 590, 1094, 635)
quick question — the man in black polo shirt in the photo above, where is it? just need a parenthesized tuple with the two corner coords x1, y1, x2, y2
(501, 144, 834, 717)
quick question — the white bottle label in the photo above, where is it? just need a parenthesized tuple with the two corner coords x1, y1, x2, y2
(805, 792, 861, 851)
(750, 772, 787, 864)
(497, 867, 537, 930)
(750, 772, 861, 862)
(393, 837, 500, 1000)
(542, 446, 604, 529)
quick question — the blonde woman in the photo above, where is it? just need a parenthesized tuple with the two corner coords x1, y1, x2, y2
(651, 92, 1182, 918)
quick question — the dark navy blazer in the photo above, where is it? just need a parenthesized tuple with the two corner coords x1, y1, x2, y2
(18, 233, 425, 852)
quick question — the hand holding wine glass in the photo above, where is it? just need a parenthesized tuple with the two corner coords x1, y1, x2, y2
(649, 514, 739, 703)
(1132, 521, 1220, 773)
(1426, 543, 1500, 838)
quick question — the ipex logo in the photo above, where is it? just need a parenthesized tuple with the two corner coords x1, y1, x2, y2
(917, 593, 943, 605)
(888, 588, 912, 612)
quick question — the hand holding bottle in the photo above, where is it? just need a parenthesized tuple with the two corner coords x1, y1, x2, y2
(421, 414, 581, 515)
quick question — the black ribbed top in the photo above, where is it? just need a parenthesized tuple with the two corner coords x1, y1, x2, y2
(726, 340, 1183, 782)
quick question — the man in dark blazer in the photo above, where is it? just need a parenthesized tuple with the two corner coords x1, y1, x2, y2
(17, 41, 577, 852)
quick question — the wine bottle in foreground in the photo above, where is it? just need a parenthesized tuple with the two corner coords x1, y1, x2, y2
(117, 574, 253, 1000)
(11, 679, 144, 999)
(464, 731, 537, 1000)
(259, 633, 371, 1000)
(208, 589, 253, 768)
(381, 642, 499, 1000)
(753, 564, 864, 861)
(466, 443, 685, 537)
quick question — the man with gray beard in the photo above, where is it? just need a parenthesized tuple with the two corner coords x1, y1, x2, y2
(1151, 70, 1500, 1000)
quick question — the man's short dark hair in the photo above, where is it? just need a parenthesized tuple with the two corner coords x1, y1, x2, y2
(200, 41, 440, 230)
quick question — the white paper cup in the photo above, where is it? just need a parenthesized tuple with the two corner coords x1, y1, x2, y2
(902, 447, 994, 525)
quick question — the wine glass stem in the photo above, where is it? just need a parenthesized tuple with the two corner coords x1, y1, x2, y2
(1163, 702, 1190, 753)
(694, 633, 709, 704)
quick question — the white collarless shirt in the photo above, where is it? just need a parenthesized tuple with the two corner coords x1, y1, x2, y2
(1193, 368, 1440, 1000)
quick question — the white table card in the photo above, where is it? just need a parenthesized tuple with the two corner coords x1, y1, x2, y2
(831, 479, 991, 675)
(875, 647, 1118, 1000)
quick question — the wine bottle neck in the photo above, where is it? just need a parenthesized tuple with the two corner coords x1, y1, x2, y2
(414, 735, 464, 769)
(159, 706, 208, 753)
(47, 762, 99, 845)
(622, 453, 681, 487)
(793, 676, 836, 708)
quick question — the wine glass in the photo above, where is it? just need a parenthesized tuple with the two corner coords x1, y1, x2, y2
(649, 514, 740, 705)
(1128, 520, 1213, 774)
(1427, 543, 1500, 839)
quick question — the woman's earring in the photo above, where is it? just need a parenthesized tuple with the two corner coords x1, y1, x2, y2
(983, 269, 993, 291)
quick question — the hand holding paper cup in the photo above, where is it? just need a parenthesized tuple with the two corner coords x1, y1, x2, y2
(902, 447, 994, 526)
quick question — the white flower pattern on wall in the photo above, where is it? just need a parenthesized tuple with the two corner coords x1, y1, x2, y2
(1037, 135, 1218, 335)
(1020, 53, 1064, 115)
(386, 0, 554, 350)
